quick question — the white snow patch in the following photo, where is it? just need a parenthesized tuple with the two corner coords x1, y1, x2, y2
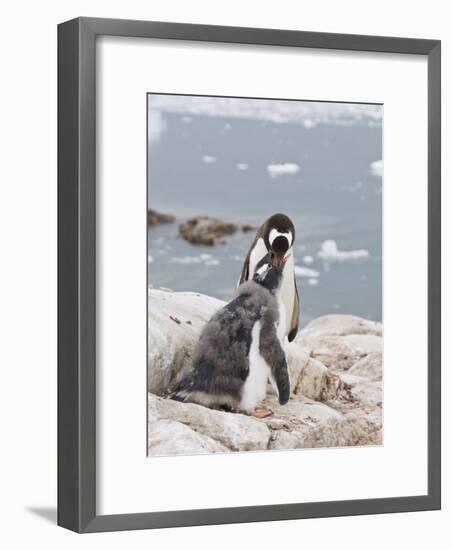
(308, 278, 319, 286)
(294, 266, 320, 278)
(303, 255, 314, 265)
(318, 240, 370, 262)
(267, 163, 300, 178)
(236, 163, 248, 170)
(205, 259, 220, 266)
(369, 160, 383, 177)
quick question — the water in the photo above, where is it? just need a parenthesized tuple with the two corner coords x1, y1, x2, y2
(148, 102, 382, 326)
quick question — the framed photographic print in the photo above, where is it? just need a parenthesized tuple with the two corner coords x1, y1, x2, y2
(58, 17, 441, 532)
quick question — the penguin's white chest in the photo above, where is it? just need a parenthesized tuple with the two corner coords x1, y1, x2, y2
(240, 321, 270, 412)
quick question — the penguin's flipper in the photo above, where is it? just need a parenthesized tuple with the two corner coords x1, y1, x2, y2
(260, 317, 290, 405)
(236, 229, 262, 288)
(237, 255, 249, 288)
(274, 358, 290, 405)
(288, 276, 300, 342)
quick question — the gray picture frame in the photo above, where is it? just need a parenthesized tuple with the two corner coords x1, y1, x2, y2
(58, 16, 441, 533)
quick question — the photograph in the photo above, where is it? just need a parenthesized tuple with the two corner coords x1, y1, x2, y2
(147, 93, 383, 457)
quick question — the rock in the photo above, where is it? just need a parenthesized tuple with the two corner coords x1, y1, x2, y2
(147, 209, 176, 225)
(293, 357, 328, 400)
(242, 223, 258, 233)
(148, 419, 228, 456)
(147, 289, 383, 454)
(285, 343, 310, 395)
(342, 334, 382, 355)
(302, 314, 382, 338)
(148, 393, 270, 452)
(179, 216, 238, 245)
(296, 334, 365, 371)
(348, 353, 382, 381)
(147, 287, 224, 395)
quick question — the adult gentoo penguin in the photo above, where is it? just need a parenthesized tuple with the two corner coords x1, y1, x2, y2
(170, 254, 290, 418)
(237, 213, 300, 342)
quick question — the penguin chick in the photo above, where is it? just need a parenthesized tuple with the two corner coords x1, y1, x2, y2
(170, 254, 290, 418)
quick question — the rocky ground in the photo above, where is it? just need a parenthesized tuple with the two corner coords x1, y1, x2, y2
(148, 287, 383, 456)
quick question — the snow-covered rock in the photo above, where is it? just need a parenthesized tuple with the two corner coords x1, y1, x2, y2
(147, 288, 383, 455)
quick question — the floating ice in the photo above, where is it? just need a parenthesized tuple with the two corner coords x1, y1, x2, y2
(170, 256, 203, 264)
(148, 95, 382, 127)
(148, 255, 154, 263)
(148, 110, 166, 143)
(308, 278, 319, 286)
(205, 259, 220, 266)
(369, 160, 383, 177)
(182, 115, 192, 123)
(267, 163, 300, 178)
(170, 255, 220, 267)
(294, 266, 320, 278)
(202, 155, 216, 164)
(303, 255, 314, 265)
(236, 163, 249, 170)
(348, 181, 362, 192)
(302, 118, 317, 129)
(318, 240, 369, 262)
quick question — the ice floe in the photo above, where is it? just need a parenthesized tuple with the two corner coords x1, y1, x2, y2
(170, 255, 220, 267)
(236, 163, 249, 170)
(369, 160, 383, 177)
(294, 266, 320, 278)
(148, 109, 167, 143)
(202, 155, 216, 164)
(318, 240, 369, 262)
(148, 96, 382, 128)
(267, 163, 300, 178)
(303, 255, 314, 265)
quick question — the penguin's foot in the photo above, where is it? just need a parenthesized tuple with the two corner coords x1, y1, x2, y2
(250, 407, 273, 419)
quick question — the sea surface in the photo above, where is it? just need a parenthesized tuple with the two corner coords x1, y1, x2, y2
(147, 99, 382, 327)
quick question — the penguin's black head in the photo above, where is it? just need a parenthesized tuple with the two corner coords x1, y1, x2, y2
(252, 253, 285, 294)
(262, 213, 295, 269)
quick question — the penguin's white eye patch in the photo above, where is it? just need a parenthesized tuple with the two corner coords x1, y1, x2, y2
(269, 229, 292, 248)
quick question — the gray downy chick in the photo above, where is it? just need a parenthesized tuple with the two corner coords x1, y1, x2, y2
(170, 253, 290, 418)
